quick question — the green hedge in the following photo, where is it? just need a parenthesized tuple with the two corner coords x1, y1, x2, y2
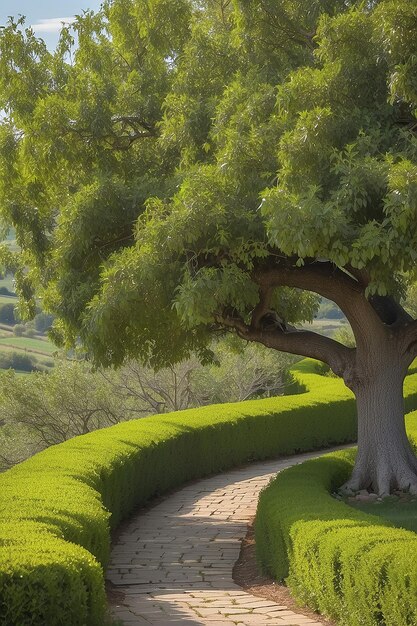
(255, 371, 417, 626)
(0, 358, 360, 625)
(2, 360, 417, 625)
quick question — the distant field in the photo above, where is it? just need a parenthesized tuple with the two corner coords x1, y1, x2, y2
(303, 318, 347, 337)
(0, 275, 15, 293)
(0, 295, 17, 305)
(0, 336, 58, 356)
(0, 343, 54, 358)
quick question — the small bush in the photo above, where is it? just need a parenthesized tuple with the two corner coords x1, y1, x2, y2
(33, 312, 54, 334)
(13, 324, 26, 337)
(0, 303, 16, 325)
(0, 352, 38, 372)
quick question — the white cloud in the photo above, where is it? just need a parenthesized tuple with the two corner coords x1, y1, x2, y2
(31, 17, 75, 33)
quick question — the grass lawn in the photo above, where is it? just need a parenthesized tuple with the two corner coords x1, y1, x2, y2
(0, 295, 18, 305)
(348, 495, 417, 534)
(306, 318, 347, 336)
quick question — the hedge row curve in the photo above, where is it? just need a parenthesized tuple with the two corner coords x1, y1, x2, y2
(1, 360, 416, 625)
(255, 376, 417, 626)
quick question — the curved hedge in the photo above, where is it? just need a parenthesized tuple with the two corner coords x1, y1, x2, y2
(255, 376, 417, 626)
(0, 359, 358, 626)
(0, 360, 415, 625)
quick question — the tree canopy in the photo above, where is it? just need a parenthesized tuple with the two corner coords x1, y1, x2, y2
(0, 0, 414, 367)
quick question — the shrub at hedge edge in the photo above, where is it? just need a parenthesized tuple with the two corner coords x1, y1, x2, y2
(255, 367, 417, 626)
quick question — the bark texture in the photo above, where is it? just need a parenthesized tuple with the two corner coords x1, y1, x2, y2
(343, 365, 417, 495)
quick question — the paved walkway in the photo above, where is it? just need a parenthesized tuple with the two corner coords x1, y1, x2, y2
(107, 450, 333, 625)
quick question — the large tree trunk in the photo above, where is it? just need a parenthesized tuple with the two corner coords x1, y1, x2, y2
(342, 348, 417, 496)
(234, 262, 417, 496)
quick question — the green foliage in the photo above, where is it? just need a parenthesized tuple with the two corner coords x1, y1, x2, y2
(0, 360, 122, 452)
(0, 351, 38, 372)
(403, 281, 417, 319)
(256, 449, 417, 626)
(1, 1, 416, 363)
(33, 311, 54, 334)
(255, 366, 417, 626)
(0, 359, 358, 625)
(0, 342, 297, 469)
(192, 336, 298, 402)
(0, 303, 17, 325)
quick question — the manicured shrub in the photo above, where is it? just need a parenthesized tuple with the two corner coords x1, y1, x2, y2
(0, 358, 358, 625)
(23, 327, 36, 338)
(255, 389, 417, 626)
(0, 360, 415, 625)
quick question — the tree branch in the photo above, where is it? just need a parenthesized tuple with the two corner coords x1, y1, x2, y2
(250, 286, 273, 329)
(253, 261, 385, 346)
(260, 4, 316, 51)
(344, 264, 370, 288)
(66, 114, 157, 151)
(110, 115, 154, 132)
(254, 261, 361, 300)
(215, 311, 354, 377)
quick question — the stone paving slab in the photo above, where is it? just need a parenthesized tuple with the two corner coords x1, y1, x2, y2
(108, 449, 340, 625)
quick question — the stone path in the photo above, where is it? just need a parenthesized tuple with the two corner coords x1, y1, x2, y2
(108, 450, 335, 625)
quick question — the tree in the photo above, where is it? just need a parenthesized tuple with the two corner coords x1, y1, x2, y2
(403, 281, 417, 319)
(0, 303, 17, 325)
(33, 311, 55, 334)
(102, 358, 200, 415)
(191, 336, 297, 403)
(100, 336, 295, 411)
(0, 360, 121, 469)
(0, 346, 295, 469)
(1, 0, 417, 494)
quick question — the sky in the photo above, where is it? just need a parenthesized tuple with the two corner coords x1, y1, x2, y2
(0, 0, 102, 49)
